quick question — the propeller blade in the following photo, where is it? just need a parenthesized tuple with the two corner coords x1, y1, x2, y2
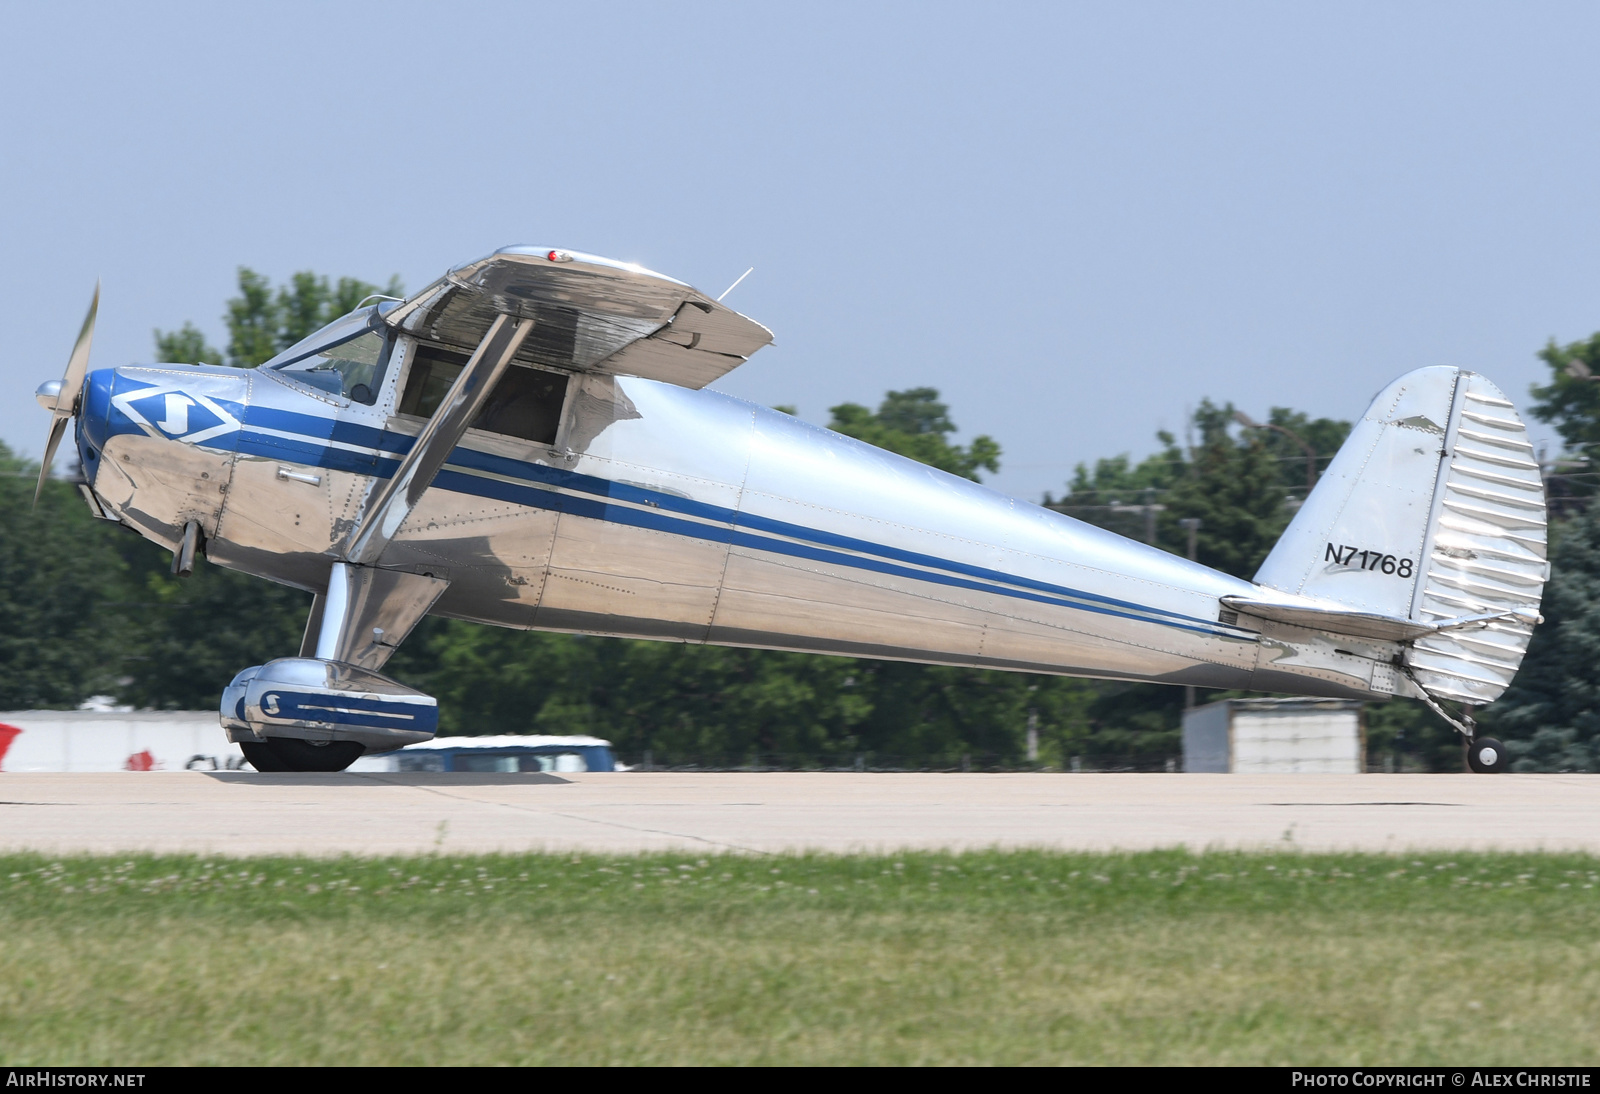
(58, 281, 99, 416)
(34, 282, 101, 507)
(34, 416, 69, 506)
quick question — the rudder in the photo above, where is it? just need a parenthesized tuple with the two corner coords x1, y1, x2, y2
(1252, 366, 1548, 706)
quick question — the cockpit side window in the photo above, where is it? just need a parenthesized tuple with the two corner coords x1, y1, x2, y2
(278, 331, 389, 404)
(261, 304, 397, 405)
(399, 344, 569, 446)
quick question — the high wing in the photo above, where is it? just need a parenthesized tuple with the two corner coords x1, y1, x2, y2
(383, 246, 774, 390)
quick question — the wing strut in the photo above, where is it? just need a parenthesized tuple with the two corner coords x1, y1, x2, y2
(346, 313, 533, 564)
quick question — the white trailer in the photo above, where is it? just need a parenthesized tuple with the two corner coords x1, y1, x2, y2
(0, 710, 245, 772)
(1182, 697, 1367, 774)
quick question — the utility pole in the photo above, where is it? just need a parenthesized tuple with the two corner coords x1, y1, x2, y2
(1109, 488, 1166, 545)
(1178, 518, 1202, 710)
(1179, 517, 1201, 563)
(1026, 709, 1039, 763)
(1233, 410, 1318, 497)
(1538, 446, 1590, 519)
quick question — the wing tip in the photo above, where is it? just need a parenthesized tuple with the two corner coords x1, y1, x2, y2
(490, 245, 692, 288)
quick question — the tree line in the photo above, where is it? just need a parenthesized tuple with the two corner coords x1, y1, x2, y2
(4, 268, 1599, 771)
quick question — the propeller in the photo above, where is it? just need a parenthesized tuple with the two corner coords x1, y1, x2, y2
(33, 282, 99, 506)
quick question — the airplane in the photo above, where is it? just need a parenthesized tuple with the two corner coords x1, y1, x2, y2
(33, 247, 1547, 773)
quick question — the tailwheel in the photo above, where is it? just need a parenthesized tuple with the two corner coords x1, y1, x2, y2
(1467, 736, 1508, 774)
(241, 738, 365, 773)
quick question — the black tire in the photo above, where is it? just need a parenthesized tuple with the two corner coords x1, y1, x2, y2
(1467, 736, 1508, 774)
(241, 737, 365, 773)
(240, 741, 292, 772)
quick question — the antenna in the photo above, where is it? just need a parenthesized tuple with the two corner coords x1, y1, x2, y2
(716, 267, 754, 302)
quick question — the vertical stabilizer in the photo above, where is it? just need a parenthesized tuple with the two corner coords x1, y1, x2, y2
(1253, 367, 1547, 705)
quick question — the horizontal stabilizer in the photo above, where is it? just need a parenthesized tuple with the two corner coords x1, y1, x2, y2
(1220, 594, 1540, 644)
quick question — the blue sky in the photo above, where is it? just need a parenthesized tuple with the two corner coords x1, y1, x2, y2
(4, 2, 1599, 500)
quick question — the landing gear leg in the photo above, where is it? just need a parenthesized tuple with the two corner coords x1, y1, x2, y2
(1406, 678, 1505, 774)
(221, 564, 449, 772)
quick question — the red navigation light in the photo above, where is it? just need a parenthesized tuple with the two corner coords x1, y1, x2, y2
(547, 250, 572, 263)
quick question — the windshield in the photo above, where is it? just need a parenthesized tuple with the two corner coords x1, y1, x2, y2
(263, 304, 394, 405)
(278, 331, 387, 403)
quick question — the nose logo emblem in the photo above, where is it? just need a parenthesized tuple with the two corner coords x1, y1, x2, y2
(263, 694, 281, 715)
(111, 384, 241, 446)
(156, 394, 195, 435)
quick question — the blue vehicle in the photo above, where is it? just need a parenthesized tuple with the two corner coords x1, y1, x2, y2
(359, 735, 616, 774)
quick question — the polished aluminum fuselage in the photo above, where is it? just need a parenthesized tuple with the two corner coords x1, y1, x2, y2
(76, 342, 1400, 701)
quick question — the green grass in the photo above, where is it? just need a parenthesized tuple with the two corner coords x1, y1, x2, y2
(1, 850, 1598, 1065)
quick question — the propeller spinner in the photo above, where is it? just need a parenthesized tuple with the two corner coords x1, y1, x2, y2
(33, 283, 99, 506)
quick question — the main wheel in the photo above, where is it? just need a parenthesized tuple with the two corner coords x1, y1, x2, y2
(1467, 736, 1508, 774)
(239, 741, 290, 772)
(241, 737, 365, 773)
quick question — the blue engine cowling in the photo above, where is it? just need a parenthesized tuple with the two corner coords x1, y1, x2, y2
(221, 658, 438, 753)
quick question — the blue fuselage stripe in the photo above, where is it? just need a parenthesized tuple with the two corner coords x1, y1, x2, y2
(435, 446, 1226, 632)
(101, 385, 1234, 640)
(435, 468, 1228, 637)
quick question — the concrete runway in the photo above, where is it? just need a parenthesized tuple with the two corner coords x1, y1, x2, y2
(0, 772, 1596, 857)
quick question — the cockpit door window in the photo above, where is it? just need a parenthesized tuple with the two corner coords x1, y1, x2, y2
(399, 344, 569, 446)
